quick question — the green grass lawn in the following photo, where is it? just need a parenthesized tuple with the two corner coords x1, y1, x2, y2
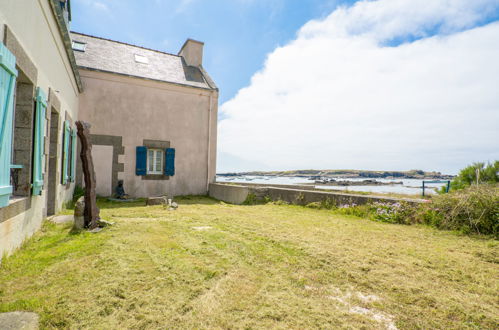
(0, 197, 497, 329)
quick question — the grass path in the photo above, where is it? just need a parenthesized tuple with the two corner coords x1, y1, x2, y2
(0, 197, 497, 329)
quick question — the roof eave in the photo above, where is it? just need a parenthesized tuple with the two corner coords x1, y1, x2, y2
(198, 65, 218, 91)
(78, 66, 217, 91)
(49, 0, 83, 93)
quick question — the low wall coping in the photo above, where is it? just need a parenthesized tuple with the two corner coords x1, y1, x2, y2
(212, 182, 426, 204)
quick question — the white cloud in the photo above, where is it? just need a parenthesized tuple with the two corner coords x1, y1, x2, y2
(218, 0, 499, 173)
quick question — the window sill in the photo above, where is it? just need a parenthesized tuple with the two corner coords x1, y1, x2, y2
(0, 196, 31, 223)
(141, 174, 170, 181)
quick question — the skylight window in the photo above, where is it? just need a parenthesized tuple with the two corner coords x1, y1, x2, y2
(72, 41, 86, 52)
(134, 54, 149, 64)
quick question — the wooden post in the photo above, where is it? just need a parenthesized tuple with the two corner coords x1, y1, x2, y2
(422, 181, 425, 197)
(76, 121, 99, 229)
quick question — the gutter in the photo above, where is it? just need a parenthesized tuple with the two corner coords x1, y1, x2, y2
(206, 93, 213, 191)
(48, 0, 83, 93)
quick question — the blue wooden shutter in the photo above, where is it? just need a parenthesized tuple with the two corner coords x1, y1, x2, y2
(32, 87, 47, 195)
(164, 148, 175, 176)
(0, 43, 18, 207)
(70, 128, 77, 182)
(136, 146, 147, 175)
(62, 120, 70, 184)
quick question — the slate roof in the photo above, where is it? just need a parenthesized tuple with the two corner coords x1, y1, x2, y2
(70, 32, 214, 90)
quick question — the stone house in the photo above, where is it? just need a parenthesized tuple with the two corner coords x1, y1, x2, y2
(71, 33, 218, 198)
(0, 0, 81, 259)
(0, 0, 218, 261)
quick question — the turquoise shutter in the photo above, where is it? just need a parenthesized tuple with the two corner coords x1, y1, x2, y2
(164, 148, 175, 176)
(70, 128, 77, 182)
(62, 120, 70, 184)
(0, 43, 18, 207)
(136, 146, 147, 176)
(32, 87, 47, 195)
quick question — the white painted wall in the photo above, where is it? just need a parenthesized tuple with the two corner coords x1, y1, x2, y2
(0, 0, 79, 261)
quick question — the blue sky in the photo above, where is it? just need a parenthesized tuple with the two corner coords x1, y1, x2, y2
(72, 0, 499, 173)
(71, 0, 355, 104)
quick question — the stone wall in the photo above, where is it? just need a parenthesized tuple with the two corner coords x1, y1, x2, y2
(209, 183, 423, 206)
(208, 183, 250, 205)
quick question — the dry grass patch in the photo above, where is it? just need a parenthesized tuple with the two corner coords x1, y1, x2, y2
(0, 197, 497, 329)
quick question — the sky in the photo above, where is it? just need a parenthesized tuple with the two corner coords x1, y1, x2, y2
(72, 0, 499, 175)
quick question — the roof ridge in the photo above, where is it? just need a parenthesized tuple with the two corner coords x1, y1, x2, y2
(70, 31, 181, 58)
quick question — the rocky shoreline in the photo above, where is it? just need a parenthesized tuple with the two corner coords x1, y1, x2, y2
(218, 169, 454, 180)
(304, 179, 403, 186)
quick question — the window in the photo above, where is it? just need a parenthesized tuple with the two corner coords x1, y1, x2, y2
(69, 128, 77, 182)
(134, 54, 149, 64)
(135, 144, 174, 178)
(32, 87, 47, 195)
(72, 41, 86, 52)
(0, 42, 18, 206)
(147, 149, 163, 174)
(61, 120, 70, 184)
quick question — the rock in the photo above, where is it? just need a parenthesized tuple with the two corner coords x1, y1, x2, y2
(171, 202, 178, 209)
(50, 215, 73, 224)
(98, 219, 115, 227)
(73, 196, 85, 230)
(88, 227, 102, 233)
(0, 311, 39, 330)
(146, 196, 167, 206)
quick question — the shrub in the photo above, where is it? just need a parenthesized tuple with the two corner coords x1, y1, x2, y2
(444, 161, 498, 192)
(270, 199, 289, 206)
(306, 199, 336, 210)
(420, 184, 498, 236)
(243, 193, 258, 205)
(370, 202, 417, 224)
(305, 202, 322, 209)
(335, 203, 371, 218)
(73, 185, 85, 203)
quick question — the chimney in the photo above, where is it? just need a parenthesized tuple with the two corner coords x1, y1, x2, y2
(178, 39, 204, 67)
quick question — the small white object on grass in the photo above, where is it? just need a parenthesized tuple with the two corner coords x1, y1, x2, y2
(192, 226, 212, 231)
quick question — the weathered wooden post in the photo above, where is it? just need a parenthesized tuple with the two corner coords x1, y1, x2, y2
(76, 121, 99, 229)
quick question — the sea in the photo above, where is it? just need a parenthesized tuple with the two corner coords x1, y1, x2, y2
(216, 176, 449, 196)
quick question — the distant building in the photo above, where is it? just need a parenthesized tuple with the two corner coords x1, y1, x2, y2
(0, 0, 218, 261)
(71, 33, 218, 198)
(0, 0, 81, 259)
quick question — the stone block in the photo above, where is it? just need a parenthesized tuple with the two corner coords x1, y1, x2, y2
(50, 215, 74, 224)
(73, 196, 85, 230)
(0, 311, 39, 330)
(14, 104, 35, 128)
(146, 196, 167, 206)
(13, 128, 33, 150)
